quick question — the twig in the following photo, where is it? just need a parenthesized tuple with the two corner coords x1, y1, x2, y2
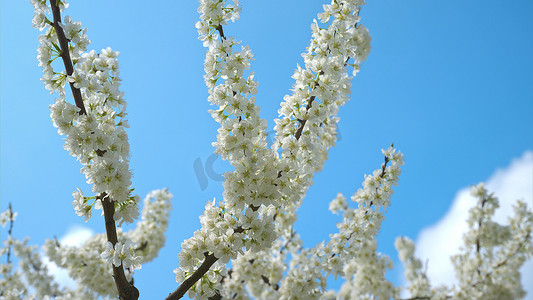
(294, 96, 316, 140)
(6, 203, 15, 264)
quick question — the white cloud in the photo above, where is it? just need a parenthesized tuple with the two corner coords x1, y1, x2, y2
(414, 151, 533, 298)
(45, 226, 94, 289)
(58, 226, 94, 247)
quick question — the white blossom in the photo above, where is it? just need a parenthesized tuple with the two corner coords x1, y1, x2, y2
(0, 209, 16, 228)
(100, 240, 142, 271)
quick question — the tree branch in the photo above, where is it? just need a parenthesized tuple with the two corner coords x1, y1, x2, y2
(49, 0, 86, 115)
(102, 195, 139, 300)
(293, 52, 352, 142)
(292, 8, 361, 144)
(165, 23, 252, 298)
(49, 2, 138, 297)
(165, 253, 218, 300)
(216, 25, 225, 40)
(166, 220, 248, 299)
(294, 96, 315, 140)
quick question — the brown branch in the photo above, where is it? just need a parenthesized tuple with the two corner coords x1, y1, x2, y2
(294, 96, 315, 140)
(102, 195, 139, 300)
(215, 25, 226, 40)
(49, 0, 86, 115)
(166, 203, 251, 299)
(166, 219, 248, 299)
(135, 241, 148, 252)
(261, 275, 279, 291)
(166, 253, 218, 300)
(208, 292, 222, 300)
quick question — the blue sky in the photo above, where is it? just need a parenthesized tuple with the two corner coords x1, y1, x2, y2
(1, 0, 532, 298)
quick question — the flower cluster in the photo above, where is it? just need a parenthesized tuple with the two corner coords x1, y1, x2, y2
(127, 189, 173, 263)
(12, 239, 62, 297)
(394, 236, 434, 298)
(273, 0, 371, 177)
(1, 207, 62, 298)
(0, 259, 26, 299)
(0, 189, 172, 299)
(31, 0, 136, 225)
(0, 238, 61, 299)
(274, 147, 403, 299)
(101, 240, 142, 271)
(0, 209, 16, 228)
(46, 189, 172, 298)
(174, 200, 278, 298)
(393, 183, 533, 300)
(0, 207, 26, 298)
(219, 250, 285, 299)
(451, 183, 533, 299)
(270, 0, 372, 263)
(208, 147, 402, 299)
(44, 233, 118, 298)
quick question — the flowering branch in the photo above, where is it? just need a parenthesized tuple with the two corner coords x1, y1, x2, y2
(6, 203, 14, 264)
(48, 1, 138, 298)
(102, 196, 139, 299)
(166, 253, 218, 300)
(167, 1, 266, 299)
(294, 95, 315, 140)
(49, 0, 86, 115)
